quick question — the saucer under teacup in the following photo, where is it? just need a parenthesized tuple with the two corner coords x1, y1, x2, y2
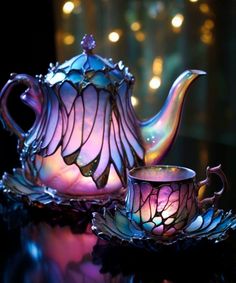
(91, 205, 236, 250)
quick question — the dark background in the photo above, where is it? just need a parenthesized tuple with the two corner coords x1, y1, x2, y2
(0, 0, 56, 175)
(0, 0, 236, 210)
(0, 2, 236, 283)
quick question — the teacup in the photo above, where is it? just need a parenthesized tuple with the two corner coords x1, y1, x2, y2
(126, 165, 227, 237)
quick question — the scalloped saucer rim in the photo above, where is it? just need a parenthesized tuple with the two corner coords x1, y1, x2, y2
(91, 205, 236, 248)
(0, 168, 125, 212)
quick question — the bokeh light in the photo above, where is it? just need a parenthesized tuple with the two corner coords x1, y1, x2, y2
(130, 21, 141, 32)
(199, 3, 210, 14)
(171, 14, 184, 28)
(135, 31, 146, 42)
(63, 34, 75, 45)
(62, 1, 75, 14)
(149, 76, 161, 90)
(108, 31, 120, 42)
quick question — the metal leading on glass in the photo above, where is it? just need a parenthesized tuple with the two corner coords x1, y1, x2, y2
(0, 35, 204, 199)
(91, 164, 236, 247)
(92, 206, 236, 249)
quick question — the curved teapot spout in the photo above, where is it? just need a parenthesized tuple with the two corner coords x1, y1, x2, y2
(140, 69, 206, 165)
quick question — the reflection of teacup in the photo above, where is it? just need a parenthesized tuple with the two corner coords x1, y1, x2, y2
(126, 165, 227, 237)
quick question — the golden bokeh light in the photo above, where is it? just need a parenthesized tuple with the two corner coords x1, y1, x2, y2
(130, 21, 141, 32)
(201, 33, 213, 45)
(149, 76, 161, 90)
(171, 14, 184, 28)
(189, 0, 198, 2)
(200, 3, 210, 14)
(108, 31, 120, 42)
(62, 1, 75, 14)
(63, 34, 75, 45)
(135, 31, 146, 42)
(153, 57, 163, 75)
(204, 19, 214, 29)
(201, 19, 214, 45)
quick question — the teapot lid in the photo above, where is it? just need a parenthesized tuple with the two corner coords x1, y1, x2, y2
(45, 34, 134, 89)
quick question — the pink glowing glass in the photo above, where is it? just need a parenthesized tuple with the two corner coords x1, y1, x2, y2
(126, 165, 227, 237)
(0, 34, 205, 197)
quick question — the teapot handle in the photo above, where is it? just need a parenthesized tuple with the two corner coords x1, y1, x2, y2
(0, 73, 42, 149)
(197, 164, 228, 210)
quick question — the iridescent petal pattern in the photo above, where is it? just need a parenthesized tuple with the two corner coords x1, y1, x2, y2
(127, 181, 197, 237)
(91, 205, 236, 248)
(21, 52, 144, 195)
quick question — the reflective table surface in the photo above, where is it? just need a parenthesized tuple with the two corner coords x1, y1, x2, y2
(1, 136, 236, 283)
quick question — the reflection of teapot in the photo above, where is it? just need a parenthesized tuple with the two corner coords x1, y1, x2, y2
(0, 35, 205, 197)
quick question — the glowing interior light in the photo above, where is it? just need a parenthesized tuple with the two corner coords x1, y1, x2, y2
(200, 3, 210, 13)
(171, 14, 184, 28)
(153, 57, 163, 75)
(189, 0, 198, 2)
(63, 1, 75, 14)
(131, 96, 139, 107)
(135, 31, 145, 42)
(63, 34, 75, 45)
(149, 76, 161, 90)
(108, 32, 120, 42)
(130, 21, 141, 31)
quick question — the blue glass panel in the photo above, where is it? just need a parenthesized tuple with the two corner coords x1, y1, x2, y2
(201, 208, 214, 229)
(90, 72, 110, 87)
(88, 55, 105, 71)
(202, 212, 223, 233)
(49, 72, 66, 85)
(143, 222, 155, 232)
(59, 81, 77, 113)
(71, 54, 87, 70)
(115, 209, 144, 238)
(68, 71, 83, 84)
(185, 215, 203, 232)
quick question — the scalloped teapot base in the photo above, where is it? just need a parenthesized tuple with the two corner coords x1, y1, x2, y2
(0, 168, 125, 212)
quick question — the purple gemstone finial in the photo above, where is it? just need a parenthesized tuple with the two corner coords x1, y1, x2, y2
(81, 34, 96, 53)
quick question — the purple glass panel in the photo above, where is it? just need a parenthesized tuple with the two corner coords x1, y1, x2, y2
(150, 194, 157, 218)
(119, 122, 134, 168)
(82, 85, 98, 143)
(47, 111, 63, 155)
(140, 198, 151, 222)
(76, 99, 107, 166)
(116, 92, 143, 160)
(157, 186, 172, 212)
(140, 183, 152, 203)
(112, 112, 124, 159)
(59, 81, 77, 113)
(110, 121, 123, 177)
(152, 225, 164, 235)
(93, 98, 111, 181)
(62, 105, 75, 151)
(62, 96, 83, 156)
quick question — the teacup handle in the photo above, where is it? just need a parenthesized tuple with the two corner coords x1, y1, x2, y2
(197, 164, 228, 210)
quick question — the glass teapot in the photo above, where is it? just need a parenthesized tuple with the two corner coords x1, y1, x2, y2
(0, 35, 205, 197)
